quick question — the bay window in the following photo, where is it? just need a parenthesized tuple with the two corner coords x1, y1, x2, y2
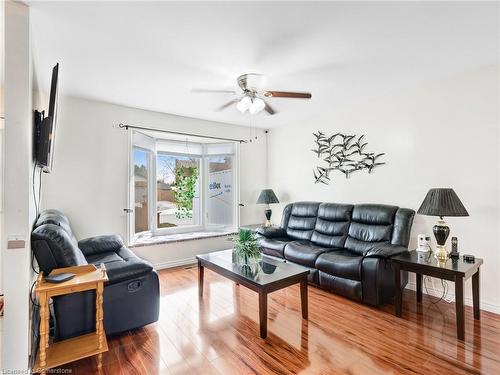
(130, 131, 238, 241)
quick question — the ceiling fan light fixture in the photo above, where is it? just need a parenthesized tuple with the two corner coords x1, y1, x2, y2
(249, 97, 265, 114)
(237, 95, 252, 113)
(192, 74, 310, 116)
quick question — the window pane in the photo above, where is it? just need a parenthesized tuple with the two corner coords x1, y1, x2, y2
(157, 154, 200, 228)
(134, 149, 150, 234)
(207, 156, 234, 227)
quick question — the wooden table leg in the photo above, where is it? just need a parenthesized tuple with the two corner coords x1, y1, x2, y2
(96, 283, 103, 343)
(39, 292, 49, 370)
(300, 278, 308, 319)
(96, 281, 104, 370)
(416, 273, 423, 303)
(198, 261, 204, 297)
(394, 263, 402, 317)
(472, 268, 480, 320)
(259, 290, 268, 339)
(455, 275, 465, 340)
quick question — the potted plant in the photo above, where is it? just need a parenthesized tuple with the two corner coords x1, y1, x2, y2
(173, 165, 198, 219)
(233, 229, 262, 272)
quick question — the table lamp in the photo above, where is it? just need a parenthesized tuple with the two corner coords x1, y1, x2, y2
(417, 188, 469, 261)
(257, 189, 279, 227)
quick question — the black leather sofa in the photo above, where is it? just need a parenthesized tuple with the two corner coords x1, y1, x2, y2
(256, 202, 415, 306)
(31, 209, 159, 340)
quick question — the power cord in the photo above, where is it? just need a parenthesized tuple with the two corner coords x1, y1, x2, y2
(29, 279, 53, 308)
(29, 279, 40, 307)
(38, 166, 43, 214)
(31, 255, 40, 275)
(423, 276, 451, 304)
(31, 161, 44, 275)
(32, 161, 43, 220)
(32, 161, 39, 218)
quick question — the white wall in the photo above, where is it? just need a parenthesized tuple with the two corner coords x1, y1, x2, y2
(267, 65, 500, 313)
(42, 96, 267, 265)
(2, 1, 35, 369)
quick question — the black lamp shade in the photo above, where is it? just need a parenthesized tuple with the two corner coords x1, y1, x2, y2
(417, 188, 469, 217)
(257, 189, 279, 204)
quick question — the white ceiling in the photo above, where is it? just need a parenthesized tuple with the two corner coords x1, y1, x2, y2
(29, 1, 499, 128)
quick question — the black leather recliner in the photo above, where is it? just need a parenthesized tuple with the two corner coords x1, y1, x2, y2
(31, 209, 160, 340)
(256, 202, 415, 306)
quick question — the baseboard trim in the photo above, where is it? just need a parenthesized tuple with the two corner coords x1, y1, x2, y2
(406, 281, 500, 315)
(154, 257, 197, 270)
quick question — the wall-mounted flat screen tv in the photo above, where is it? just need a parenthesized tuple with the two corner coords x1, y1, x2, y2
(37, 63, 59, 172)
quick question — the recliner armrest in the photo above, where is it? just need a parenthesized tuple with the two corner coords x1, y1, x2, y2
(365, 244, 408, 258)
(255, 226, 287, 239)
(78, 234, 124, 256)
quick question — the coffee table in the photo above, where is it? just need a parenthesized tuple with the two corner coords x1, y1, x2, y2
(196, 249, 309, 338)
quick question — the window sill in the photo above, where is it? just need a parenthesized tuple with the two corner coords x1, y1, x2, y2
(130, 229, 238, 248)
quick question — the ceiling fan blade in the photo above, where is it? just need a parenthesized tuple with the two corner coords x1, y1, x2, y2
(216, 99, 239, 111)
(263, 91, 312, 99)
(264, 102, 276, 115)
(192, 88, 237, 94)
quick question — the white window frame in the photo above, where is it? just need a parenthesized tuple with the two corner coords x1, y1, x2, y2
(129, 132, 239, 241)
(204, 150, 238, 232)
(130, 146, 154, 238)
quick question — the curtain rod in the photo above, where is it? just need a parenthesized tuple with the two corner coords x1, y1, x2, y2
(118, 123, 248, 143)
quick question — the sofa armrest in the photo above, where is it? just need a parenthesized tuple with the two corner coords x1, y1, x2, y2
(365, 244, 408, 258)
(78, 234, 124, 256)
(255, 226, 287, 239)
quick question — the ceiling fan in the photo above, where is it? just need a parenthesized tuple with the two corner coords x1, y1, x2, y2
(192, 73, 312, 115)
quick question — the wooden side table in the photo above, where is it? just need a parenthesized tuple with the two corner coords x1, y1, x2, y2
(392, 250, 483, 340)
(34, 264, 109, 373)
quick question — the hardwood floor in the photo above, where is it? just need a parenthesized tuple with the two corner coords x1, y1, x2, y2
(56, 265, 500, 374)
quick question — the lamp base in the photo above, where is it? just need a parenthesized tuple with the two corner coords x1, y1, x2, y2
(433, 218, 450, 262)
(263, 208, 272, 227)
(434, 245, 448, 262)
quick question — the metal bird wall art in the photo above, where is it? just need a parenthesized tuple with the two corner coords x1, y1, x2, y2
(312, 131, 386, 184)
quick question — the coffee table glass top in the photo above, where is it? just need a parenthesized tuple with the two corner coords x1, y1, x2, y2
(196, 249, 309, 286)
(391, 250, 483, 273)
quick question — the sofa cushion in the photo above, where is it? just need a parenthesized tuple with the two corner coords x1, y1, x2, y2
(86, 247, 153, 285)
(255, 226, 287, 239)
(351, 204, 398, 225)
(344, 204, 398, 255)
(285, 202, 320, 240)
(284, 240, 331, 268)
(311, 203, 353, 248)
(32, 224, 88, 273)
(348, 222, 392, 243)
(35, 210, 74, 236)
(391, 208, 415, 247)
(258, 237, 291, 258)
(78, 234, 125, 256)
(315, 250, 363, 281)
